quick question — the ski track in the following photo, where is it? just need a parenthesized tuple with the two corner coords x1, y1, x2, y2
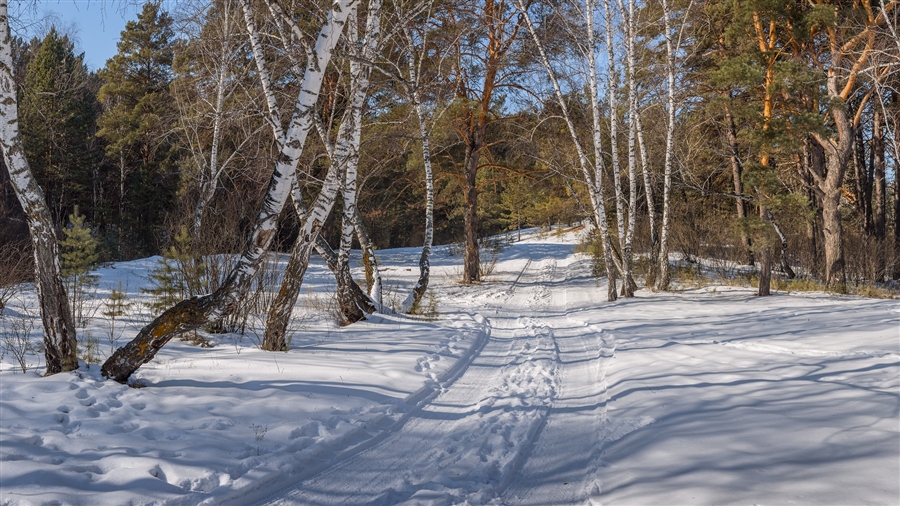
(254, 255, 611, 505)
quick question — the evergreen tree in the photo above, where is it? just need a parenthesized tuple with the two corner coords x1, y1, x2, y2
(61, 206, 100, 327)
(97, 1, 178, 259)
(143, 225, 205, 315)
(20, 28, 100, 227)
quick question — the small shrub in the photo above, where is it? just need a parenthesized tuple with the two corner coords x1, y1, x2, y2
(1, 307, 37, 373)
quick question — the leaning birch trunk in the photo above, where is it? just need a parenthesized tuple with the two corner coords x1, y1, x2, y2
(263, 0, 381, 347)
(517, 0, 617, 300)
(101, 0, 356, 382)
(247, 0, 374, 326)
(402, 40, 436, 313)
(655, 0, 676, 291)
(0, 2, 77, 374)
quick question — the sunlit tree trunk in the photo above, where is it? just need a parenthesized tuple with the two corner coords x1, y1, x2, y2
(517, 0, 617, 300)
(102, 0, 357, 381)
(0, 1, 77, 375)
(655, 0, 677, 291)
(402, 30, 436, 312)
(724, 103, 753, 266)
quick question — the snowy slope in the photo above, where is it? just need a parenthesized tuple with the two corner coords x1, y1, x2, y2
(1, 228, 898, 505)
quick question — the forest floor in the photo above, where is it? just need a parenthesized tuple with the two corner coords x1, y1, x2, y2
(1, 228, 898, 505)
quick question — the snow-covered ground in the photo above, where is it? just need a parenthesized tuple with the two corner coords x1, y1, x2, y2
(1, 228, 898, 505)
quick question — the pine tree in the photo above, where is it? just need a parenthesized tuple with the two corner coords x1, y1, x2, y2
(102, 282, 131, 356)
(20, 27, 99, 228)
(97, 2, 178, 259)
(143, 226, 205, 315)
(61, 206, 100, 327)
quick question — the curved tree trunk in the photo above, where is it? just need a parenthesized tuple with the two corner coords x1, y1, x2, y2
(402, 42, 435, 312)
(353, 207, 382, 307)
(517, 0, 617, 300)
(264, 0, 381, 348)
(0, 3, 77, 375)
(102, 0, 357, 382)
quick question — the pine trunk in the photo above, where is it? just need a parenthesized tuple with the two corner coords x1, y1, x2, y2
(724, 105, 753, 265)
(0, 3, 77, 375)
(463, 138, 481, 283)
(758, 246, 772, 296)
(872, 108, 886, 282)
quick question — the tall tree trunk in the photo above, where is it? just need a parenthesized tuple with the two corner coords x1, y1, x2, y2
(402, 36, 435, 312)
(253, 0, 374, 327)
(853, 125, 873, 235)
(102, 0, 358, 382)
(872, 108, 886, 282)
(266, 0, 380, 346)
(724, 104, 753, 265)
(518, 0, 617, 300)
(811, 94, 853, 288)
(621, 0, 638, 297)
(655, 0, 677, 291)
(338, 0, 382, 320)
(757, 238, 772, 296)
(604, 0, 628, 290)
(634, 111, 657, 285)
(0, 2, 77, 375)
(462, 137, 481, 283)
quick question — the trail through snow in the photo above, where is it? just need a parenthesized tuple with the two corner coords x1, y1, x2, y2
(1, 228, 897, 505)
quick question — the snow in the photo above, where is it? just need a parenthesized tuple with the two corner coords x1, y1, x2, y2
(1, 227, 898, 505)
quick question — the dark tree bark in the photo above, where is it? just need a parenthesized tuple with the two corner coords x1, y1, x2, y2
(872, 108, 886, 282)
(724, 104, 753, 265)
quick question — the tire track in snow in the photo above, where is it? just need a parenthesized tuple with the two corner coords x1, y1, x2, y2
(254, 257, 560, 505)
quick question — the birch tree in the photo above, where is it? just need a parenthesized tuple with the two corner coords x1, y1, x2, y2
(261, 0, 383, 350)
(654, 0, 677, 290)
(243, 0, 374, 330)
(396, 6, 445, 312)
(102, 0, 358, 382)
(515, 0, 618, 300)
(172, 0, 262, 238)
(0, 0, 77, 374)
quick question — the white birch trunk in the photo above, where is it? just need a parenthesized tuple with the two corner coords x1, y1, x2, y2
(102, 0, 357, 382)
(0, 0, 77, 374)
(621, 0, 638, 297)
(247, 0, 375, 326)
(401, 28, 437, 312)
(604, 0, 627, 273)
(190, 28, 230, 237)
(517, 0, 618, 300)
(655, 0, 676, 291)
(265, 0, 382, 343)
(586, 0, 619, 300)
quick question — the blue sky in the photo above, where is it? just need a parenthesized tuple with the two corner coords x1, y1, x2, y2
(15, 1, 145, 70)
